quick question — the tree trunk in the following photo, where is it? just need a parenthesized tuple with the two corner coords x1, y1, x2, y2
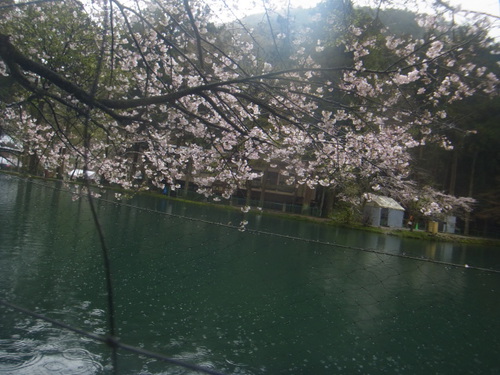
(322, 188, 336, 218)
(259, 169, 267, 208)
(448, 148, 458, 195)
(463, 151, 478, 236)
(183, 160, 192, 197)
(56, 147, 66, 179)
(318, 188, 325, 217)
(245, 180, 252, 206)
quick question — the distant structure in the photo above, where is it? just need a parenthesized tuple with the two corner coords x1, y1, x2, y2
(363, 194, 405, 228)
(442, 216, 456, 234)
(0, 134, 22, 170)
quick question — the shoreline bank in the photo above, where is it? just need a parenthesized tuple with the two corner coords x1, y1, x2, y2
(2, 170, 499, 247)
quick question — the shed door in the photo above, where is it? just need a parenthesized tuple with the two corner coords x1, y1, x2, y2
(380, 208, 389, 227)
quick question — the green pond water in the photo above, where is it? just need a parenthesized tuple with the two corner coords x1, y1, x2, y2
(1, 174, 499, 374)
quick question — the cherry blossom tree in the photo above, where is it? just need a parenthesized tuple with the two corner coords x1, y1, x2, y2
(0, 0, 498, 217)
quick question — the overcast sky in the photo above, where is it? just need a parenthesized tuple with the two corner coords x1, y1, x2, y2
(221, 0, 500, 18)
(449, 0, 499, 15)
(214, 0, 499, 39)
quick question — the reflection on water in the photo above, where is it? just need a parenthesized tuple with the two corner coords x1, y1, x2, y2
(1, 175, 500, 375)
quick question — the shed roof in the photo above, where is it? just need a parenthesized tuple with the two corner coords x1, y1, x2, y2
(365, 194, 405, 211)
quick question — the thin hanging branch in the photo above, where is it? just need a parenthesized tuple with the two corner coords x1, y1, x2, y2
(183, 0, 205, 69)
(81, 2, 119, 372)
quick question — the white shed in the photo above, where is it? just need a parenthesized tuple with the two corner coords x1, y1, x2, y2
(363, 194, 405, 228)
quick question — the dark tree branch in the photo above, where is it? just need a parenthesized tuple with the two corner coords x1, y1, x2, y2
(183, 0, 205, 69)
(1, 31, 413, 123)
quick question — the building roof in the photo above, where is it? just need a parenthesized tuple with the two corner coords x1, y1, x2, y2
(0, 135, 22, 153)
(365, 193, 405, 211)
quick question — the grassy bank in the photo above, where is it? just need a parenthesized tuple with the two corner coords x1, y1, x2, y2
(255, 208, 500, 247)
